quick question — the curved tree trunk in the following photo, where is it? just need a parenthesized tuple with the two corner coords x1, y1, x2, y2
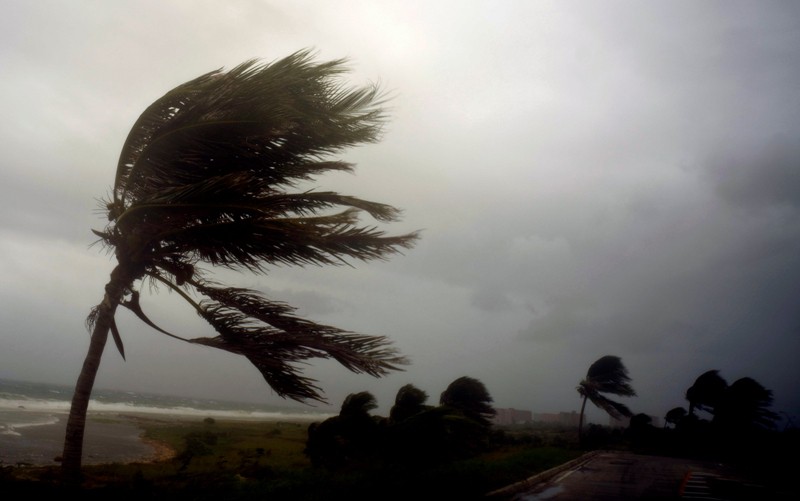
(578, 394, 588, 446)
(62, 265, 130, 479)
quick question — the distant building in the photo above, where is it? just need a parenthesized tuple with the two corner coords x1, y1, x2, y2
(493, 408, 533, 425)
(533, 411, 580, 427)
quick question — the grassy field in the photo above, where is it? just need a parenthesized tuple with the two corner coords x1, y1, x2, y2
(1, 417, 583, 500)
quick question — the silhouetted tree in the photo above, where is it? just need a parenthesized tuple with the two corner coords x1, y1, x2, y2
(308, 379, 500, 468)
(390, 384, 429, 423)
(664, 406, 687, 429)
(626, 413, 658, 450)
(686, 370, 728, 417)
(305, 391, 380, 468)
(715, 377, 778, 432)
(62, 50, 419, 476)
(434, 377, 497, 458)
(577, 355, 636, 443)
(439, 376, 496, 426)
(340, 391, 379, 418)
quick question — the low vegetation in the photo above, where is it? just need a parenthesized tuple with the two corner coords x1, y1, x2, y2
(1, 418, 583, 500)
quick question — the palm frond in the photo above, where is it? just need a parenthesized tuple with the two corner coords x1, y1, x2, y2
(103, 49, 418, 280)
(589, 394, 634, 420)
(114, 68, 223, 207)
(188, 283, 407, 402)
(108, 316, 125, 360)
(114, 50, 385, 207)
(120, 290, 193, 343)
(159, 218, 417, 272)
(585, 355, 636, 396)
(340, 391, 378, 416)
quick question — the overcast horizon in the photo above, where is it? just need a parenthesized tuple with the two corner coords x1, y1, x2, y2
(1, 1, 798, 427)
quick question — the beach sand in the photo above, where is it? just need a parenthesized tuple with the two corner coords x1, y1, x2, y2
(0, 414, 171, 466)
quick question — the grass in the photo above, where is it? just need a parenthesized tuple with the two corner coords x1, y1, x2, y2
(1, 418, 584, 500)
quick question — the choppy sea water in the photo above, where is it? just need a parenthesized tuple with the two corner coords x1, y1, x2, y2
(0, 378, 331, 465)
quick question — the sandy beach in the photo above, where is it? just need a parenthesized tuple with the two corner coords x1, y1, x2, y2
(0, 413, 170, 467)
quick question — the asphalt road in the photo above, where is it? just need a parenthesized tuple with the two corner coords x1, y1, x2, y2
(490, 451, 785, 500)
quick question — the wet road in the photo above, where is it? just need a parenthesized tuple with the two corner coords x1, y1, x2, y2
(494, 451, 779, 500)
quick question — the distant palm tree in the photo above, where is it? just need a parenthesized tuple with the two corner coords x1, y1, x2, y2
(390, 384, 429, 423)
(340, 391, 379, 418)
(305, 391, 379, 468)
(664, 406, 687, 429)
(62, 50, 418, 476)
(685, 369, 728, 417)
(715, 377, 778, 431)
(439, 376, 496, 426)
(576, 355, 636, 442)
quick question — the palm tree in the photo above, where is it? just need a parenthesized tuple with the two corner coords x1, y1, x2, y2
(340, 391, 379, 418)
(715, 377, 778, 431)
(390, 383, 430, 423)
(685, 369, 728, 417)
(62, 50, 419, 476)
(439, 376, 496, 426)
(576, 355, 636, 442)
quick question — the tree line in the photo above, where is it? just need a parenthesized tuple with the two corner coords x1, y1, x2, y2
(653, 369, 782, 459)
(305, 376, 497, 468)
(573, 355, 785, 457)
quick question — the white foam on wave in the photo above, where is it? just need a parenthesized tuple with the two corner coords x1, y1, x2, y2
(86, 400, 331, 421)
(0, 396, 331, 422)
(9, 414, 60, 428)
(0, 396, 69, 413)
(1, 425, 22, 436)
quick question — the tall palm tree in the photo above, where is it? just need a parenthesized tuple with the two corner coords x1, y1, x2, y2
(576, 355, 636, 442)
(62, 50, 418, 476)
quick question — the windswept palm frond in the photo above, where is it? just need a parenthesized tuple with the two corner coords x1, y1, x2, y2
(187, 282, 406, 401)
(390, 384, 429, 423)
(584, 355, 636, 396)
(91, 48, 418, 280)
(112, 50, 385, 208)
(340, 391, 378, 417)
(586, 393, 633, 421)
(440, 376, 496, 425)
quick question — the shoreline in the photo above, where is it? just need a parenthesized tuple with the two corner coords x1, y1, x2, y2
(138, 435, 177, 463)
(0, 412, 161, 467)
(1, 411, 317, 467)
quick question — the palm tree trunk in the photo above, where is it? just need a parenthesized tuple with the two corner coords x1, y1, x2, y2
(578, 394, 588, 446)
(62, 265, 129, 478)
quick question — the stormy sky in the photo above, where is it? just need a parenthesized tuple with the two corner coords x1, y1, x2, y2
(1, 1, 798, 425)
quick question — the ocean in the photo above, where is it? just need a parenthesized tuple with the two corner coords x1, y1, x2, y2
(0, 378, 331, 466)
